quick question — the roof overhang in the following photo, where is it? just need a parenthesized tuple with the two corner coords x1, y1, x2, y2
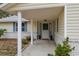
(0, 15, 29, 22)
(0, 3, 16, 11)
(0, 3, 8, 8)
(0, 3, 65, 12)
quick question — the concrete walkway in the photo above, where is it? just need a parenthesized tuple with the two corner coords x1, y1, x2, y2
(22, 40, 56, 56)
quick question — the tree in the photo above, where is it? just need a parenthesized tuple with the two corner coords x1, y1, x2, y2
(0, 10, 9, 18)
(0, 10, 8, 37)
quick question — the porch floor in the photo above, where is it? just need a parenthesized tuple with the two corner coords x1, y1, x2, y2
(22, 40, 56, 56)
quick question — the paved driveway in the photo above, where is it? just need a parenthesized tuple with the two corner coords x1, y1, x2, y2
(22, 40, 56, 56)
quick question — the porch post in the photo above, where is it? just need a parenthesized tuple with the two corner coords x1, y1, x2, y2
(31, 19, 33, 45)
(64, 4, 67, 39)
(17, 11, 22, 56)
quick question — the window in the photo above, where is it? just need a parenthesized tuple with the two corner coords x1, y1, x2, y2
(43, 23, 48, 30)
(13, 22, 27, 32)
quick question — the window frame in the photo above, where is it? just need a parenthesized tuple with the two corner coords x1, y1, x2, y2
(13, 22, 27, 32)
(43, 23, 48, 30)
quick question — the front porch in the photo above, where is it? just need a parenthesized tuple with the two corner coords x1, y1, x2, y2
(22, 40, 56, 56)
(21, 5, 65, 55)
(0, 3, 65, 56)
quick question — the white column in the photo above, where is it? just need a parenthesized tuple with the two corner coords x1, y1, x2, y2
(17, 11, 22, 56)
(36, 20, 38, 40)
(64, 4, 67, 39)
(31, 19, 33, 45)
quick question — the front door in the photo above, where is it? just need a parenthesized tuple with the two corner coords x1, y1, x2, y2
(42, 23, 49, 39)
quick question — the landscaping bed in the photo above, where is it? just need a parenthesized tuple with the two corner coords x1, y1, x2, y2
(0, 39, 17, 56)
(22, 36, 31, 50)
(0, 37, 30, 56)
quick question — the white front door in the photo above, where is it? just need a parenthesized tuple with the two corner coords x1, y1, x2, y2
(42, 23, 49, 39)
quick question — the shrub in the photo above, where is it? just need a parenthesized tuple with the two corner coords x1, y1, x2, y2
(0, 29, 7, 37)
(22, 36, 31, 44)
(26, 36, 31, 41)
(22, 38, 28, 44)
(54, 37, 75, 56)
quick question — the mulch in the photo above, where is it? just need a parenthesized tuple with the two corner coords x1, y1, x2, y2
(0, 38, 17, 56)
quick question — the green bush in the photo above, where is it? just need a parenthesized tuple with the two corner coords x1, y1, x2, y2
(0, 29, 7, 37)
(54, 37, 75, 56)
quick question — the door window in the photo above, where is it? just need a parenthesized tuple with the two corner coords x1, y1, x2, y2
(43, 23, 48, 30)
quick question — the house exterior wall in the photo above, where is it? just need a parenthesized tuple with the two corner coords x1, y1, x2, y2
(27, 20, 54, 40)
(37, 20, 54, 39)
(0, 22, 30, 39)
(0, 21, 37, 39)
(54, 10, 64, 44)
(67, 4, 79, 56)
(0, 22, 13, 32)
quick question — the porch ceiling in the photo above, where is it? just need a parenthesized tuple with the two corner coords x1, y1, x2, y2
(22, 7, 64, 21)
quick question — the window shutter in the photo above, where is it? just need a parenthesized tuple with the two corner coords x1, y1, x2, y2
(13, 22, 15, 32)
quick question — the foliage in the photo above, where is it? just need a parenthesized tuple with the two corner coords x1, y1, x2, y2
(0, 29, 7, 37)
(22, 36, 31, 44)
(0, 10, 9, 18)
(22, 38, 29, 44)
(54, 37, 75, 56)
(26, 36, 31, 41)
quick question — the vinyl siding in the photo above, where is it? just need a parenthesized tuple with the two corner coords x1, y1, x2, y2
(0, 22, 31, 39)
(0, 22, 13, 32)
(54, 10, 64, 44)
(67, 4, 79, 56)
(0, 21, 38, 39)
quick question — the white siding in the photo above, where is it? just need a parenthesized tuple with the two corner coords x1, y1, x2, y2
(0, 22, 31, 39)
(67, 4, 79, 56)
(27, 20, 37, 39)
(1, 32, 30, 39)
(0, 22, 13, 32)
(0, 21, 38, 39)
(54, 11, 64, 44)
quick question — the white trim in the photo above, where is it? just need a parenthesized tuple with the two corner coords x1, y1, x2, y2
(64, 4, 67, 39)
(7, 4, 64, 11)
(0, 15, 29, 22)
(17, 11, 22, 56)
(0, 3, 8, 8)
(31, 19, 33, 45)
